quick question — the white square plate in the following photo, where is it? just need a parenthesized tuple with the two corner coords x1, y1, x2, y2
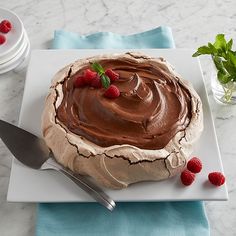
(7, 49, 228, 202)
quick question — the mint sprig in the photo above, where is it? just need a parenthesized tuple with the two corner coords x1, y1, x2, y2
(91, 62, 110, 88)
(192, 34, 236, 102)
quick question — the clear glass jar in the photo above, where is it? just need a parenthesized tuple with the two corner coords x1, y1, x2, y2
(211, 70, 236, 105)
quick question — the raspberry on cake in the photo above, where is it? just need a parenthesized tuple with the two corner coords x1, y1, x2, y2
(83, 69, 97, 85)
(105, 69, 119, 82)
(42, 52, 203, 189)
(74, 75, 86, 88)
(104, 85, 120, 98)
(91, 75, 102, 88)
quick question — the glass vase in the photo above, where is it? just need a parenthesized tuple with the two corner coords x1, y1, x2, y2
(211, 71, 236, 105)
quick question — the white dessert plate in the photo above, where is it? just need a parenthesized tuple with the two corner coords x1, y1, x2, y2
(0, 31, 29, 69)
(7, 49, 228, 202)
(0, 34, 30, 74)
(0, 8, 23, 61)
(0, 28, 25, 65)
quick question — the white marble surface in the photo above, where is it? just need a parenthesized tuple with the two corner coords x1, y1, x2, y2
(0, 0, 236, 235)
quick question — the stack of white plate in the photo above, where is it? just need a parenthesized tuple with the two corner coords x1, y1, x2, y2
(0, 8, 30, 74)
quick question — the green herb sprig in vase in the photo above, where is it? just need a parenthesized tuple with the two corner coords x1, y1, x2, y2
(193, 34, 236, 104)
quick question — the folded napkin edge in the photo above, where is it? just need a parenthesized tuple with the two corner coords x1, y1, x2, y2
(54, 26, 173, 39)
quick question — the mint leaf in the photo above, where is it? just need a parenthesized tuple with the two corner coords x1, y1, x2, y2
(223, 60, 236, 75)
(213, 56, 227, 74)
(217, 71, 231, 84)
(193, 34, 236, 101)
(192, 51, 201, 57)
(231, 51, 236, 57)
(214, 34, 227, 50)
(192, 46, 213, 57)
(92, 62, 105, 75)
(91, 62, 111, 88)
(208, 43, 217, 54)
(228, 51, 236, 67)
(227, 39, 233, 51)
(100, 74, 110, 88)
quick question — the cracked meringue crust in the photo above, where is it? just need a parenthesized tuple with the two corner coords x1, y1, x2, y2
(41, 52, 203, 189)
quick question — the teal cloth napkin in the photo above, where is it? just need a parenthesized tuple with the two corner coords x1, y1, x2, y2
(52, 27, 175, 49)
(36, 26, 210, 236)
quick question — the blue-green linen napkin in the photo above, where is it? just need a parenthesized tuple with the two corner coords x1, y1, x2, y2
(36, 26, 209, 236)
(52, 27, 175, 49)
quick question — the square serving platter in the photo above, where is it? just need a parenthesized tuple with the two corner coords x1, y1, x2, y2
(7, 49, 228, 202)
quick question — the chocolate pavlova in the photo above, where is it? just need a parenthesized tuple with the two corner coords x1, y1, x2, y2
(42, 52, 203, 189)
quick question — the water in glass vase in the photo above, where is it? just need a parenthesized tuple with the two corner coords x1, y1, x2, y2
(211, 71, 236, 105)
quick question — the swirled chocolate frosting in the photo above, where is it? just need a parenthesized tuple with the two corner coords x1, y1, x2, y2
(56, 58, 192, 150)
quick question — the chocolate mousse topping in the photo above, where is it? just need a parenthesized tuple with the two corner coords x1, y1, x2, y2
(56, 58, 192, 150)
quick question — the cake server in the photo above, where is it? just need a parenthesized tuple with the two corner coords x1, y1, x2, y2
(0, 119, 116, 211)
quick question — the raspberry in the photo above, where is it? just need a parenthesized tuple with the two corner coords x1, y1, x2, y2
(91, 75, 102, 88)
(180, 169, 195, 186)
(104, 85, 120, 99)
(105, 69, 119, 82)
(74, 76, 86, 88)
(187, 157, 202, 173)
(208, 172, 225, 186)
(0, 34, 6, 45)
(83, 69, 97, 85)
(0, 20, 12, 33)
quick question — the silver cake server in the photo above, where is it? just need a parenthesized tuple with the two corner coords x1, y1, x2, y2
(0, 119, 115, 211)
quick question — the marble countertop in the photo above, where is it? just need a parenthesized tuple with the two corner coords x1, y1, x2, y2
(0, 0, 236, 235)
